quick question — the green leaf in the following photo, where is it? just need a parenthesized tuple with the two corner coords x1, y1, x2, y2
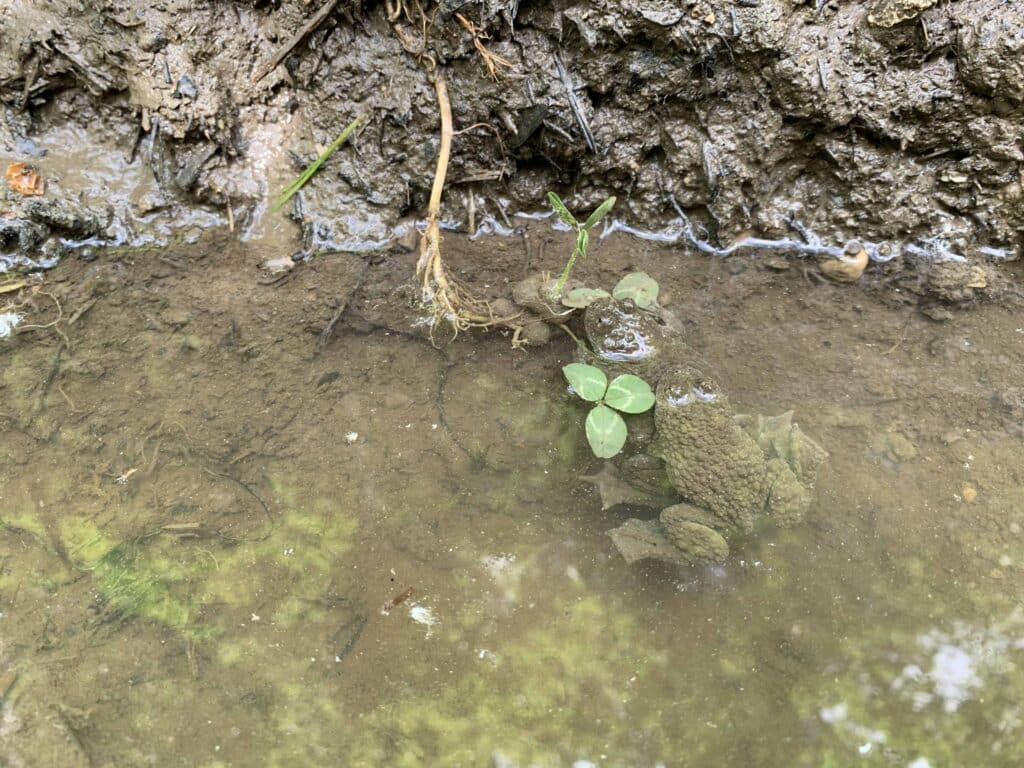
(562, 363, 607, 402)
(576, 229, 589, 259)
(582, 196, 616, 231)
(547, 192, 578, 228)
(273, 115, 363, 212)
(585, 405, 628, 458)
(612, 272, 660, 308)
(604, 374, 655, 414)
(561, 287, 611, 309)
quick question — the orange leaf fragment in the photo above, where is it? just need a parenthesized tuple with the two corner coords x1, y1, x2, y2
(5, 162, 45, 196)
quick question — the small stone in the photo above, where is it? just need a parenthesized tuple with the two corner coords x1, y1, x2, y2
(763, 256, 791, 271)
(164, 309, 192, 328)
(489, 298, 518, 319)
(819, 248, 868, 282)
(263, 255, 294, 274)
(174, 74, 198, 100)
(139, 29, 168, 52)
(344, 432, 359, 444)
(1009, 522, 1021, 535)
(962, 484, 978, 504)
(921, 305, 955, 322)
(519, 320, 552, 346)
(180, 334, 204, 352)
(998, 554, 1012, 567)
(885, 432, 918, 463)
(867, 0, 938, 28)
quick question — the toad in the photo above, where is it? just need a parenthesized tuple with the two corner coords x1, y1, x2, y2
(578, 299, 826, 565)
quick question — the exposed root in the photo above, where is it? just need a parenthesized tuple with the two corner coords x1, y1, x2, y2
(391, 1, 520, 342)
(455, 13, 513, 80)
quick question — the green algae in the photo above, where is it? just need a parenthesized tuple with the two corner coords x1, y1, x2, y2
(345, 593, 667, 767)
(61, 518, 215, 638)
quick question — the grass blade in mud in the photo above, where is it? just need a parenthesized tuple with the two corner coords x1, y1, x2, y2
(273, 115, 363, 213)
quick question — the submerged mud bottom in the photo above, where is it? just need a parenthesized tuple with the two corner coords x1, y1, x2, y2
(2, 231, 1024, 767)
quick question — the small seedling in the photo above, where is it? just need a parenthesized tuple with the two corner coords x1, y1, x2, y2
(563, 363, 654, 458)
(547, 192, 616, 298)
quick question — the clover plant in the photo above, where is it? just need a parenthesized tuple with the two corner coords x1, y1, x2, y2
(562, 363, 655, 458)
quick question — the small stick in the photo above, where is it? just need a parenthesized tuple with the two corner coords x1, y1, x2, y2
(553, 52, 596, 153)
(381, 587, 415, 615)
(0, 669, 17, 699)
(253, 0, 340, 83)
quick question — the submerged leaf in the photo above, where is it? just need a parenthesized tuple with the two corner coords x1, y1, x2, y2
(561, 287, 611, 309)
(604, 374, 655, 414)
(585, 404, 628, 458)
(612, 272, 659, 308)
(582, 196, 616, 231)
(563, 363, 607, 402)
(547, 192, 579, 228)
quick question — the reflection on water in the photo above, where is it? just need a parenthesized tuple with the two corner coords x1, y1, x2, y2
(2, 236, 1024, 767)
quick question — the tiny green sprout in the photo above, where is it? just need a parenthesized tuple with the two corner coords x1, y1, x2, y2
(546, 193, 616, 299)
(562, 363, 654, 458)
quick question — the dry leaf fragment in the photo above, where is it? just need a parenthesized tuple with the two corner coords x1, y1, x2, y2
(5, 162, 45, 196)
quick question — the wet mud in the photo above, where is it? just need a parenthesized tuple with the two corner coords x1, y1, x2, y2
(1, 0, 1023, 295)
(3, 1, 1024, 765)
(2, 229, 1024, 765)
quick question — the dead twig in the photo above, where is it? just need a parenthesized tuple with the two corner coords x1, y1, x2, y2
(552, 52, 596, 153)
(253, 0, 340, 83)
(455, 13, 513, 80)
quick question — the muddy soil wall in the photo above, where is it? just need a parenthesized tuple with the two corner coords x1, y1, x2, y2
(1, 1, 1022, 272)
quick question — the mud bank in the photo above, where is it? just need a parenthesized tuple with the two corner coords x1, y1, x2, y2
(1, 0, 1023, 287)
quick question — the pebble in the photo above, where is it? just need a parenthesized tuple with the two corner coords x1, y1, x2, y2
(174, 74, 199, 100)
(885, 432, 918, 463)
(921, 305, 954, 322)
(180, 334, 204, 352)
(819, 241, 868, 282)
(961, 484, 978, 504)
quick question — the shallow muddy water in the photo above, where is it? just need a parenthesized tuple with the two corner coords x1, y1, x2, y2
(2, 228, 1024, 767)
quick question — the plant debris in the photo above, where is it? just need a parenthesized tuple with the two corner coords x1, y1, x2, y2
(5, 162, 45, 196)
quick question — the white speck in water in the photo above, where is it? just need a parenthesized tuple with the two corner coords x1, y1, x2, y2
(858, 742, 873, 755)
(0, 312, 23, 338)
(908, 759, 932, 768)
(565, 565, 581, 583)
(344, 432, 359, 443)
(929, 644, 980, 713)
(409, 604, 438, 637)
(819, 703, 848, 724)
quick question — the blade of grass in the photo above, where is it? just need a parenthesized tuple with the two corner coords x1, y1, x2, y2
(273, 115, 363, 213)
